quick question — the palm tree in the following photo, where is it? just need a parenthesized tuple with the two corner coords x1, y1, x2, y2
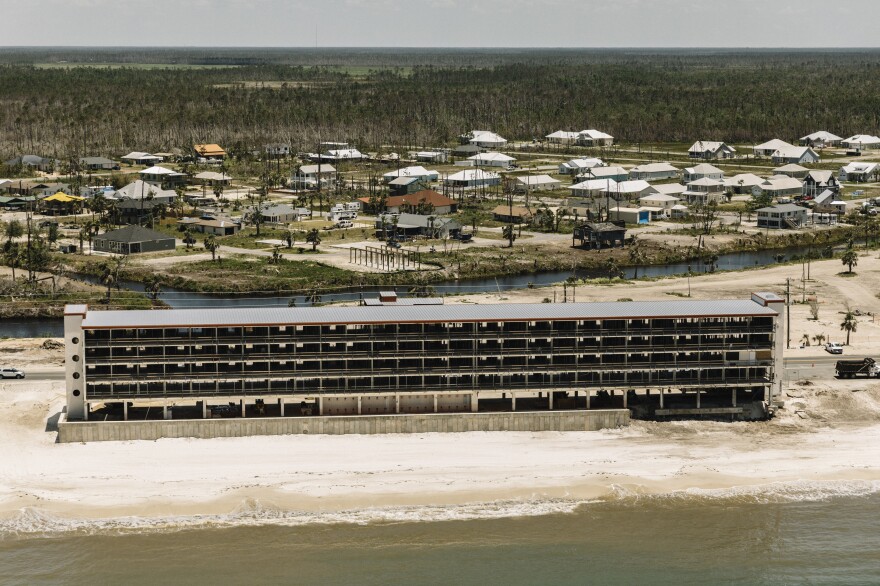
(841, 310, 858, 345)
(841, 244, 858, 274)
(813, 333, 826, 346)
(306, 228, 321, 251)
(801, 333, 810, 347)
(144, 275, 162, 301)
(204, 234, 219, 261)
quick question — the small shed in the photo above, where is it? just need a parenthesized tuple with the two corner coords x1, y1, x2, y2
(572, 222, 627, 249)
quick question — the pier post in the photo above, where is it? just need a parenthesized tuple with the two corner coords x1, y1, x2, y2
(395, 393, 400, 414)
(318, 396, 324, 415)
(123, 401, 128, 421)
(623, 390, 628, 409)
(279, 398, 285, 416)
(511, 392, 516, 411)
(357, 395, 362, 415)
(660, 389, 664, 409)
(201, 400, 206, 419)
(696, 390, 701, 409)
(471, 392, 478, 412)
(548, 391, 554, 410)
(433, 394, 438, 413)
(732, 388, 737, 407)
(585, 390, 590, 410)
(241, 398, 246, 418)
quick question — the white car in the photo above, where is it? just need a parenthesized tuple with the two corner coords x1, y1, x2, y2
(825, 343, 844, 355)
(0, 367, 25, 379)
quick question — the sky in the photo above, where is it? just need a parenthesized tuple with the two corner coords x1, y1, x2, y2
(2, 0, 879, 48)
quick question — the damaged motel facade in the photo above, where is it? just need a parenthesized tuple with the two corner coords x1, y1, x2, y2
(60, 294, 784, 441)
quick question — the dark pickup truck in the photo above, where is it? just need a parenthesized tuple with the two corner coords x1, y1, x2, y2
(836, 358, 880, 378)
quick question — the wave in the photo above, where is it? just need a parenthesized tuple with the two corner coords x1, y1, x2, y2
(3, 479, 879, 539)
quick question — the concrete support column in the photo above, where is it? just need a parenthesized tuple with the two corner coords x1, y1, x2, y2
(696, 390, 701, 409)
(84, 403, 89, 421)
(163, 402, 170, 420)
(123, 401, 128, 421)
(660, 389, 664, 409)
(470, 392, 478, 413)
(318, 396, 324, 416)
(585, 390, 590, 410)
(548, 392, 554, 410)
(732, 388, 737, 407)
(395, 394, 400, 414)
(623, 390, 628, 409)
(433, 394, 438, 413)
(357, 395, 362, 415)
(511, 392, 516, 412)
(279, 398, 285, 416)
(241, 399, 247, 418)
(201, 401, 207, 419)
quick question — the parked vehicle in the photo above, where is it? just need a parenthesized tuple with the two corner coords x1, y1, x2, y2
(335, 220, 353, 229)
(825, 342, 844, 354)
(835, 358, 880, 378)
(0, 367, 25, 379)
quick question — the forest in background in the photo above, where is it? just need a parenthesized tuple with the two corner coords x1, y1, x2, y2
(1, 48, 879, 158)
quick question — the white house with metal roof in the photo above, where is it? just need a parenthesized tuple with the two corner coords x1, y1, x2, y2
(753, 139, 794, 157)
(683, 163, 724, 182)
(771, 146, 819, 165)
(842, 135, 880, 151)
(800, 131, 842, 148)
(468, 152, 516, 168)
(545, 130, 581, 144)
(628, 162, 679, 181)
(576, 129, 614, 146)
(468, 130, 508, 148)
(444, 169, 501, 189)
(559, 157, 604, 175)
(382, 166, 440, 183)
(688, 141, 736, 160)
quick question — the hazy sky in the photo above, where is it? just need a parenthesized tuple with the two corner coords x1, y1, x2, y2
(3, 0, 879, 48)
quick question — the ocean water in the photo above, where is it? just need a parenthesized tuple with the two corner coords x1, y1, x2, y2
(2, 485, 879, 585)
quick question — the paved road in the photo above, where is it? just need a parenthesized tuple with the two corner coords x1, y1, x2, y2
(2, 368, 64, 382)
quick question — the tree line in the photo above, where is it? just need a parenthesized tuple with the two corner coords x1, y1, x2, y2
(1, 50, 879, 159)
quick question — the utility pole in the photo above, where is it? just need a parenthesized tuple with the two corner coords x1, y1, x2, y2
(786, 277, 791, 349)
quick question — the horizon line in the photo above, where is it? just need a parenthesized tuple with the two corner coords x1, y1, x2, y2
(1, 45, 880, 51)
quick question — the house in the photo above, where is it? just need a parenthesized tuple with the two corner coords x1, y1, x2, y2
(628, 162, 679, 181)
(468, 152, 516, 168)
(260, 203, 308, 224)
(414, 151, 449, 163)
(111, 180, 177, 206)
(800, 131, 842, 148)
(565, 198, 595, 218)
(803, 171, 839, 197)
(3, 155, 56, 172)
(120, 151, 163, 165)
(602, 180, 657, 202)
(558, 158, 604, 175)
(492, 205, 533, 224)
(576, 130, 614, 147)
(545, 130, 581, 145)
(0, 195, 36, 210)
(92, 225, 176, 255)
(839, 162, 879, 182)
(683, 163, 724, 182)
(514, 174, 561, 192)
(841, 135, 880, 151)
(377, 213, 461, 239)
(572, 222, 626, 249)
(177, 217, 241, 236)
(452, 143, 484, 157)
(580, 166, 628, 182)
(321, 148, 367, 161)
(467, 130, 507, 148)
(683, 178, 725, 205)
(652, 183, 687, 197)
(639, 193, 682, 219)
(116, 198, 165, 225)
(291, 164, 336, 190)
(388, 176, 427, 196)
(813, 189, 837, 209)
(193, 171, 232, 187)
(444, 169, 501, 189)
(139, 166, 187, 188)
(724, 173, 765, 194)
(40, 192, 84, 215)
(385, 190, 457, 215)
(264, 143, 291, 158)
(568, 178, 618, 198)
(752, 176, 804, 200)
(771, 146, 820, 165)
(608, 207, 650, 225)
(12, 181, 70, 197)
(752, 139, 794, 157)
(78, 157, 117, 171)
(688, 141, 736, 160)
(772, 163, 809, 179)
(756, 204, 808, 229)
(193, 144, 227, 160)
(382, 166, 439, 184)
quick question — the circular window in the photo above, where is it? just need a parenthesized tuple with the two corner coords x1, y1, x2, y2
(72, 336, 80, 344)
(72, 372, 80, 379)
(72, 390, 81, 397)
(72, 355, 80, 362)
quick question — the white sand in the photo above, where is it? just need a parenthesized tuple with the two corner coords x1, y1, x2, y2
(3, 254, 880, 528)
(1, 378, 879, 526)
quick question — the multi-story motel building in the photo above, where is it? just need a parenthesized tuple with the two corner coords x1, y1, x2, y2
(63, 292, 784, 423)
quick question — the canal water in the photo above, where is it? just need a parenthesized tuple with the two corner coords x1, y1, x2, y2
(0, 244, 831, 338)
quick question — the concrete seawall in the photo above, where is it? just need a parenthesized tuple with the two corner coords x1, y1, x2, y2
(57, 410, 630, 443)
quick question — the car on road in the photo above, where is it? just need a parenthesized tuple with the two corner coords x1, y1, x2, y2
(0, 367, 25, 379)
(825, 343, 844, 354)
